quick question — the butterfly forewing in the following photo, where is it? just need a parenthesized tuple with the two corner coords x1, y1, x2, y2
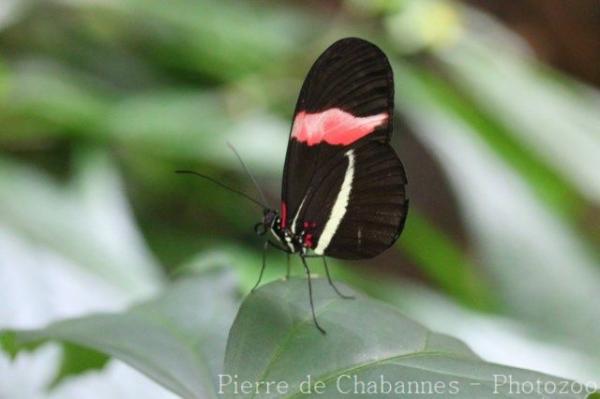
(281, 38, 408, 259)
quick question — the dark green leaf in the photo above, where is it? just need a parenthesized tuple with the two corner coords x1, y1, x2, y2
(48, 343, 110, 389)
(224, 278, 591, 398)
(0, 330, 44, 359)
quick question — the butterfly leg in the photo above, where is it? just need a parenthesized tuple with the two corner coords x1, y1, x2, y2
(300, 256, 326, 335)
(251, 241, 270, 292)
(265, 240, 292, 280)
(322, 257, 355, 300)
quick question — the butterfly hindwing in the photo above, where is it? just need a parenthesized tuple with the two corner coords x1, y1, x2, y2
(319, 142, 407, 259)
(281, 38, 408, 259)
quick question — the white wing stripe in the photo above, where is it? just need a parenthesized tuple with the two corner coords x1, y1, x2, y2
(314, 150, 355, 254)
(291, 196, 307, 234)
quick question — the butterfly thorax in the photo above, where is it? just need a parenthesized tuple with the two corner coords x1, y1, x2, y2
(271, 221, 304, 254)
(256, 208, 306, 254)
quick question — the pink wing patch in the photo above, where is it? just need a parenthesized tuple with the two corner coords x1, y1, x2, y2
(291, 108, 388, 146)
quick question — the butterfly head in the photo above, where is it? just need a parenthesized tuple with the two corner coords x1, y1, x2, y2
(254, 208, 279, 236)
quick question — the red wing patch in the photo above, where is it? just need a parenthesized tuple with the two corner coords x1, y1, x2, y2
(280, 201, 287, 228)
(291, 108, 388, 146)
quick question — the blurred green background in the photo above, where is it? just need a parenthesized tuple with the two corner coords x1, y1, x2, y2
(0, 0, 599, 397)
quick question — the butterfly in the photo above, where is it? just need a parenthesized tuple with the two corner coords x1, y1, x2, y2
(178, 37, 408, 333)
(252, 37, 408, 333)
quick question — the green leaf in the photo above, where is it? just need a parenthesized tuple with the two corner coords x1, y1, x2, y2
(0, 269, 240, 398)
(224, 278, 591, 398)
(48, 343, 110, 389)
(0, 331, 44, 359)
(399, 210, 497, 311)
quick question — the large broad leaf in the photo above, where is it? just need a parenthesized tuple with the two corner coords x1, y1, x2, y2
(224, 278, 594, 398)
(1, 269, 240, 399)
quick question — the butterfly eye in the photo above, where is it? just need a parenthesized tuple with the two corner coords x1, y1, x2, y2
(254, 222, 267, 236)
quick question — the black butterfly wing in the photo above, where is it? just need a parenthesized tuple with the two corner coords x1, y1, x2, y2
(280, 37, 408, 259)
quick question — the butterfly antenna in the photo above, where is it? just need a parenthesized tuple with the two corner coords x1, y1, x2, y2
(174, 170, 268, 209)
(226, 142, 272, 208)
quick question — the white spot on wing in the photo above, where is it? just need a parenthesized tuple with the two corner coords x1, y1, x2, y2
(314, 150, 355, 254)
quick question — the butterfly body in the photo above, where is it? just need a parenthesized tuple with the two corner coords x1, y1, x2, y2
(257, 208, 312, 255)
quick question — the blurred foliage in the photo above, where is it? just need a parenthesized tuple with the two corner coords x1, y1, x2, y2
(1, 0, 599, 396)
